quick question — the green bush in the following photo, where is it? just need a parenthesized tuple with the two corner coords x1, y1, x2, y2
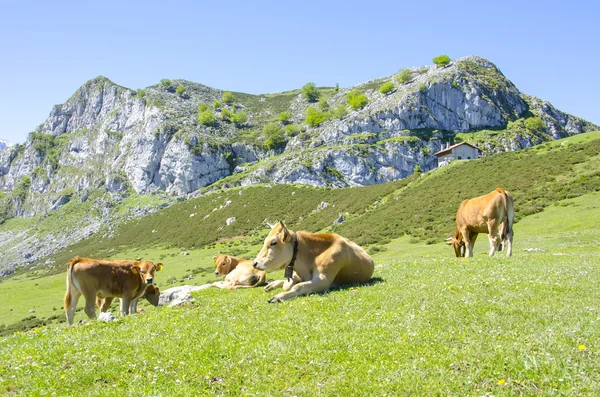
(379, 81, 395, 95)
(263, 123, 287, 151)
(222, 92, 235, 104)
(198, 110, 216, 126)
(395, 69, 412, 84)
(232, 111, 248, 126)
(160, 79, 172, 88)
(221, 109, 233, 122)
(284, 124, 301, 137)
(213, 100, 221, 109)
(305, 106, 330, 127)
(135, 89, 147, 98)
(414, 164, 422, 174)
(346, 89, 368, 110)
(176, 85, 185, 96)
(432, 55, 451, 67)
(302, 82, 320, 102)
(525, 116, 545, 132)
(333, 104, 348, 120)
(418, 83, 428, 93)
(279, 111, 291, 124)
(198, 103, 209, 112)
(318, 98, 330, 112)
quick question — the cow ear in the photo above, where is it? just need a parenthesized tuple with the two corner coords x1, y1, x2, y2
(281, 227, 290, 242)
(131, 266, 139, 275)
(226, 256, 231, 264)
(156, 263, 163, 272)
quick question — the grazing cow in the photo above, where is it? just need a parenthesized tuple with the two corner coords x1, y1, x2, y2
(211, 254, 266, 289)
(446, 187, 514, 257)
(97, 284, 161, 314)
(252, 221, 374, 302)
(64, 257, 163, 325)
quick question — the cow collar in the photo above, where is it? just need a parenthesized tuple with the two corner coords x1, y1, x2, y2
(284, 233, 299, 281)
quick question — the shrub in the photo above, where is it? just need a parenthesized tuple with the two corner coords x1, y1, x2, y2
(198, 110, 216, 126)
(213, 100, 221, 109)
(414, 164, 422, 174)
(525, 116, 545, 131)
(302, 82, 320, 102)
(432, 54, 451, 67)
(418, 83, 428, 93)
(222, 92, 235, 104)
(221, 109, 233, 122)
(335, 83, 339, 92)
(232, 111, 248, 126)
(135, 89, 147, 98)
(198, 103, 208, 112)
(279, 111, 291, 124)
(160, 79, 172, 88)
(346, 89, 368, 110)
(333, 104, 348, 120)
(305, 106, 330, 127)
(396, 69, 412, 84)
(379, 81, 395, 95)
(318, 98, 330, 112)
(263, 123, 287, 151)
(176, 85, 185, 96)
(284, 124, 301, 137)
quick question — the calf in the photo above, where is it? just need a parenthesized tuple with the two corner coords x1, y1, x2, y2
(211, 254, 266, 289)
(64, 257, 163, 325)
(253, 221, 374, 302)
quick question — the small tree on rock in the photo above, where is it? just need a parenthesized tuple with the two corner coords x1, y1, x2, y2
(379, 81, 395, 95)
(222, 91, 235, 104)
(302, 82, 320, 102)
(432, 55, 451, 67)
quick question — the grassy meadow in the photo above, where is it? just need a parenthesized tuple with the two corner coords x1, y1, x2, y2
(0, 131, 599, 395)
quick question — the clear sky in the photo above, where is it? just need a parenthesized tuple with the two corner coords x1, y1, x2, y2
(1, 0, 598, 143)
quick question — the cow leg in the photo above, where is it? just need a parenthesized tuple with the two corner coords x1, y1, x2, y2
(120, 297, 132, 316)
(264, 279, 285, 292)
(504, 230, 513, 257)
(82, 292, 98, 321)
(99, 297, 114, 312)
(65, 290, 81, 326)
(129, 299, 138, 314)
(461, 230, 474, 258)
(268, 274, 333, 302)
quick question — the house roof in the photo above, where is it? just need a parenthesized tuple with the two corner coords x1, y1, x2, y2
(433, 141, 482, 157)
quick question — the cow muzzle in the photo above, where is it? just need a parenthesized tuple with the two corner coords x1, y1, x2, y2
(253, 261, 264, 270)
(145, 278, 154, 285)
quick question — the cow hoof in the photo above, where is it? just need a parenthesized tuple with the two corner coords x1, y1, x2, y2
(268, 297, 281, 303)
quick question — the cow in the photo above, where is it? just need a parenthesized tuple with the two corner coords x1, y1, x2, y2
(97, 284, 161, 314)
(252, 221, 374, 302)
(211, 254, 266, 289)
(64, 257, 163, 325)
(446, 187, 514, 258)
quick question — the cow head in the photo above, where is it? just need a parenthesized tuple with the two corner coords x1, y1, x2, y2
(214, 254, 234, 275)
(136, 261, 163, 284)
(445, 235, 466, 257)
(142, 285, 161, 307)
(253, 221, 294, 271)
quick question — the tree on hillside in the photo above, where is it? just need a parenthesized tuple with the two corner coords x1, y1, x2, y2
(176, 85, 185, 96)
(198, 109, 216, 126)
(161, 79, 172, 88)
(232, 111, 248, 126)
(396, 69, 412, 84)
(279, 111, 291, 124)
(379, 81, 395, 95)
(432, 55, 451, 67)
(346, 89, 368, 110)
(525, 116, 545, 131)
(302, 82, 320, 102)
(263, 123, 286, 151)
(305, 106, 330, 127)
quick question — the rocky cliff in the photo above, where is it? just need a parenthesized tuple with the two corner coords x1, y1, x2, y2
(0, 56, 597, 272)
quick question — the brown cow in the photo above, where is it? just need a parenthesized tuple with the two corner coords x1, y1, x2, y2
(64, 257, 163, 325)
(447, 187, 514, 257)
(97, 284, 161, 314)
(252, 221, 374, 302)
(211, 254, 266, 289)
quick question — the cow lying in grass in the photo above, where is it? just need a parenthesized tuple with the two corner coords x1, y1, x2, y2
(253, 221, 374, 302)
(64, 257, 163, 325)
(446, 187, 515, 257)
(211, 254, 266, 289)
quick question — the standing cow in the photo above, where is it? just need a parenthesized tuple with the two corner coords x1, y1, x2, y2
(253, 221, 374, 302)
(64, 257, 163, 325)
(447, 187, 514, 257)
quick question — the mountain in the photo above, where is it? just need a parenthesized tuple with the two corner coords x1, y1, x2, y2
(0, 139, 11, 151)
(0, 56, 598, 274)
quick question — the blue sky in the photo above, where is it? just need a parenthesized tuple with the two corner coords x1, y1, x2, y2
(1, 0, 598, 143)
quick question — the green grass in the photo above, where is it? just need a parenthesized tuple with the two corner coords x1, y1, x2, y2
(1, 192, 600, 395)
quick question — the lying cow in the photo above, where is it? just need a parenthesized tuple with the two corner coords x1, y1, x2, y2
(253, 221, 374, 302)
(211, 254, 266, 289)
(447, 187, 514, 257)
(64, 257, 163, 325)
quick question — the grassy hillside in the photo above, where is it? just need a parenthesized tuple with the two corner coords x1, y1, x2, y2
(1, 191, 599, 395)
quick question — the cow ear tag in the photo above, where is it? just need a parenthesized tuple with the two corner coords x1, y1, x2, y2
(156, 263, 163, 272)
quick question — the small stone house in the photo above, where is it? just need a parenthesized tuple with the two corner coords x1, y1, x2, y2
(434, 142, 482, 167)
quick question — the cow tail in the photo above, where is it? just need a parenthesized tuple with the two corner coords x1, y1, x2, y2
(64, 257, 81, 309)
(501, 190, 514, 239)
